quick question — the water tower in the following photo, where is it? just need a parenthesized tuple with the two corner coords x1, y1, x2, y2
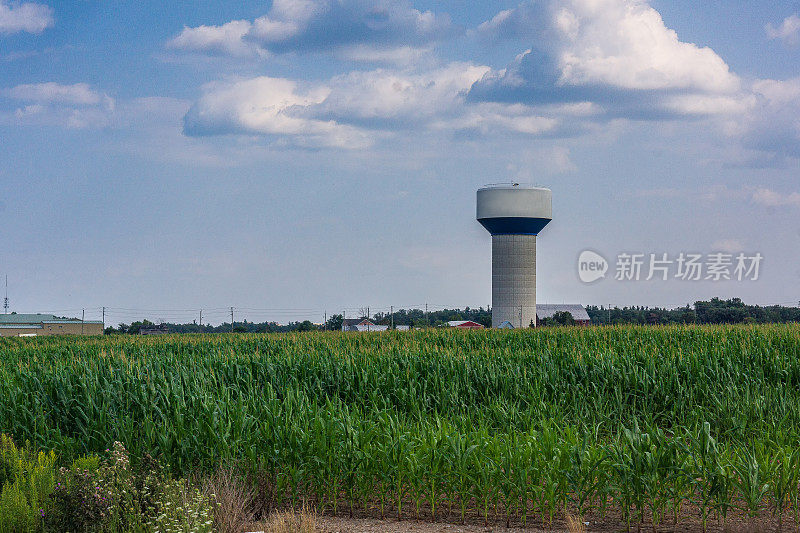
(477, 184, 552, 328)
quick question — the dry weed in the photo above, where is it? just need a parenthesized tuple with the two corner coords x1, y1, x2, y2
(251, 508, 318, 533)
(565, 512, 587, 533)
(204, 465, 256, 533)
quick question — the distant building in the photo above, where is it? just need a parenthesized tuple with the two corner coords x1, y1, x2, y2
(0, 313, 104, 337)
(341, 318, 389, 332)
(447, 320, 485, 329)
(536, 304, 591, 326)
(140, 324, 171, 335)
(395, 325, 410, 331)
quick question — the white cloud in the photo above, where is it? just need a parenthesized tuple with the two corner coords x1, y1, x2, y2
(470, 0, 740, 119)
(433, 102, 560, 136)
(183, 77, 372, 149)
(662, 94, 752, 116)
(182, 63, 570, 147)
(752, 188, 800, 208)
(335, 44, 432, 66)
(314, 63, 490, 125)
(0, 0, 53, 34)
(167, 0, 452, 64)
(2, 82, 114, 128)
(5, 82, 111, 107)
(553, 0, 738, 93)
(766, 14, 800, 46)
(167, 20, 262, 57)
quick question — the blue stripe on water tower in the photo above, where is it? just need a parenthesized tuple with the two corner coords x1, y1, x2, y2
(477, 217, 552, 235)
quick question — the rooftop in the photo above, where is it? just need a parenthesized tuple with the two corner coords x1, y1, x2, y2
(479, 183, 550, 192)
(536, 304, 591, 321)
(0, 314, 101, 325)
(0, 313, 58, 324)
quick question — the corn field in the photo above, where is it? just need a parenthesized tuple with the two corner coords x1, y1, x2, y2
(2, 324, 800, 528)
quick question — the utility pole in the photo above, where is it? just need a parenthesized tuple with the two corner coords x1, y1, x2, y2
(608, 304, 611, 325)
(102, 307, 105, 330)
(3, 275, 8, 314)
(425, 303, 428, 328)
(390, 306, 394, 330)
(519, 306, 523, 329)
(230, 307, 234, 333)
(81, 309, 85, 335)
(324, 311, 327, 330)
(199, 310, 202, 327)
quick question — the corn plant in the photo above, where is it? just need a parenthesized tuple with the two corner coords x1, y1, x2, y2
(1, 325, 800, 528)
(769, 445, 800, 530)
(731, 445, 772, 521)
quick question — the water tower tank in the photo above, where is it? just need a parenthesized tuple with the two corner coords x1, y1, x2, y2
(477, 184, 552, 328)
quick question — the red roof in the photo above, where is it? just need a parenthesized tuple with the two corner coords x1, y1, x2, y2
(448, 320, 484, 329)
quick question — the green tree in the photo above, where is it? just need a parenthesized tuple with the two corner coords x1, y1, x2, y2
(325, 314, 344, 331)
(552, 311, 576, 326)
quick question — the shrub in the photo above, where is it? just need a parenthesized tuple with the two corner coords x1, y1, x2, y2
(146, 478, 215, 533)
(0, 434, 56, 533)
(46, 441, 143, 532)
(47, 441, 214, 532)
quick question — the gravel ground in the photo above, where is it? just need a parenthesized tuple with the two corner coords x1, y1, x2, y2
(317, 517, 551, 533)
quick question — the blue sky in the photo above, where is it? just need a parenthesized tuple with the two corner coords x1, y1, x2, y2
(1, 0, 799, 325)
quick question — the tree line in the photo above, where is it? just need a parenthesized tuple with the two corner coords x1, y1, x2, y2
(103, 298, 798, 334)
(587, 297, 800, 325)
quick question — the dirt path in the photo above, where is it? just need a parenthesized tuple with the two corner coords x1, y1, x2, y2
(317, 516, 554, 533)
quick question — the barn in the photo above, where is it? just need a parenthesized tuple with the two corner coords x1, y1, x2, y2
(447, 320, 485, 329)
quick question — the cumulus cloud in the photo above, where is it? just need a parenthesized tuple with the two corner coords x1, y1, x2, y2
(310, 63, 490, 127)
(470, 0, 740, 120)
(0, 0, 52, 34)
(167, 0, 452, 63)
(766, 14, 800, 46)
(183, 77, 373, 149)
(182, 63, 567, 147)
(167, 20, 261, 57)
(2, 82, 114, 128)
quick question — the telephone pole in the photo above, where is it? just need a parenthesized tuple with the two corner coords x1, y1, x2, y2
(390, 306, 394, 330)
(102, 307, 105, 330)
(81, 309, 85, 335)
(3, 276, 8, 314)
(199, 310, 202, 327)
(230, 307, 234, 333)
(323, 311, 327, 330)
